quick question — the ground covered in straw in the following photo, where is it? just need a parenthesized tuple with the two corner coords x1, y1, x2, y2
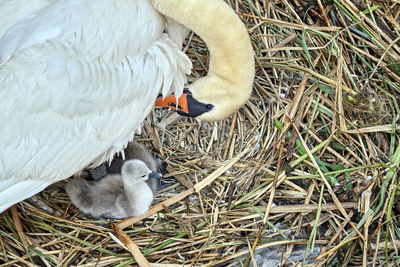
(1, 0, 400, 266)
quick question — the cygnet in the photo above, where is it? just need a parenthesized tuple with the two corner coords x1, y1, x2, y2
(89, 141, 161, 193)
(66, 142, 162, 219)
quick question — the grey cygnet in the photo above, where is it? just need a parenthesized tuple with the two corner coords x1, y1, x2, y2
(66, 141, 162, 219)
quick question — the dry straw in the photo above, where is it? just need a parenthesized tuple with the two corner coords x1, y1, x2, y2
(1, 0, 400, 266)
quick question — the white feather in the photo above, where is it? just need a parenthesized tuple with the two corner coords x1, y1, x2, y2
(0, 0, 192, 213)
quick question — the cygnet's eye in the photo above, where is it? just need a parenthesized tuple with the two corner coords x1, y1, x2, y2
(141, 175, 146, 178)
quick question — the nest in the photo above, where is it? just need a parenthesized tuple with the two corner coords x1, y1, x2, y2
(1, 0, 400, 266)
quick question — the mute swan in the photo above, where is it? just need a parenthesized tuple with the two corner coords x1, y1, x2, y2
(0, 0, 254, 213)
(66, 159, 162, 219)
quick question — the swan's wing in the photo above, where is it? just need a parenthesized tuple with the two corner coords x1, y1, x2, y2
(0, 1, 192, 213)
(0, 180, 52, 213)
(0, 0, 52, 39)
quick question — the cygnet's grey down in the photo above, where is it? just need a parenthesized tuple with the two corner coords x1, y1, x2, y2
(89, 141, 161, 194)
(66, 141, 162, 219)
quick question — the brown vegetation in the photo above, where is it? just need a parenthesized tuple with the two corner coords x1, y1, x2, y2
(1, 0, 400, 266)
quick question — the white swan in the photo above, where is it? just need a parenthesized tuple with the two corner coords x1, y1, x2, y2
(0, 0, 254, 213)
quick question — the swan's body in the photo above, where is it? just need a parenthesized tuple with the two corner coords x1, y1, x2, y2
(66, 158, 160, 219)
(0, 0, 254, 213)
(0, 0, 190, 212)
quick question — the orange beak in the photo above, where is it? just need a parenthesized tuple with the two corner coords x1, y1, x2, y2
(155, 93, 189, 114)
(155, 90, 214, 117)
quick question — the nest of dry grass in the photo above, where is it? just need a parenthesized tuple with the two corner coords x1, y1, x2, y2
(1, 0, 400, 266)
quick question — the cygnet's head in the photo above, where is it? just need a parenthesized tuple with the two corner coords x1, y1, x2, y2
(121, 159, 162, 183)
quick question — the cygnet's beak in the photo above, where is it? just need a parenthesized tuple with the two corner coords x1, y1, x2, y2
(155, 90, 214, 117)
(148, 172, 163, 180)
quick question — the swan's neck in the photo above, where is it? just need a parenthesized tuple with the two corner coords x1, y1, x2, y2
(150, 0, 254, 121)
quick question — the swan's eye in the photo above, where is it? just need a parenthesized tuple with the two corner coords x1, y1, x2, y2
(206, 104, 214, 110)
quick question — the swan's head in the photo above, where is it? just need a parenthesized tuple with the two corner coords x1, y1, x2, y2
(121, 159, 162, 183)
(152, 0, 254, 122)
(155, 51, 254, 122)
(156, 69, 254, 121)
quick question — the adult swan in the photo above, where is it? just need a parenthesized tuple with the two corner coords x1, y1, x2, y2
(0, 0, 254, 213)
